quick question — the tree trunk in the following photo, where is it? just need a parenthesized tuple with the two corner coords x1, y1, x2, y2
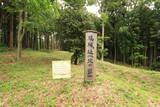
(48, 35, 50, 50)
(131, 48, 134, 66)
(153, 44, 157, 64)
(17, 41, 22, 59)
(41, 35, 44, 49)
(31, 34, 34, 49)
(39, 35, 42, 49)
(0, 11, 1, 44)
(37, 32, 40, 50)
(9, 13, 14, 48)
(27, 32, 29, 48)
(46, 35, 49, 50)
(17, 11, 27, 60)
(123, 53, 126, 64)
(51, 34, 53, 50)
(114, 36, 116, 64)
(17, 11, 23, 60)
(144, 46, 147, 66)
(35, 34, 38, 50)
(101, 22, 104, 61)
(149, 46, 153, 67)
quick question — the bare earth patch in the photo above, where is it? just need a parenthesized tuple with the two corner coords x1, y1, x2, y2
(55, 80, 123, 106)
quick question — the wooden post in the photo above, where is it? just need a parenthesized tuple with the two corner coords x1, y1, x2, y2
(83, 30, 99, 82)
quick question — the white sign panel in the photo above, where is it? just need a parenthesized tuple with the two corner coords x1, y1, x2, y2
(52, 61, 71, 79)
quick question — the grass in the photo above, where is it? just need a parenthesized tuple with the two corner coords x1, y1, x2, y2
(0, 49, 160, 107)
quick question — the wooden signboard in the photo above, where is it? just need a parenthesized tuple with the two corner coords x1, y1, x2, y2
(52, 61, 71, 79)
(83, 30, 98, 82)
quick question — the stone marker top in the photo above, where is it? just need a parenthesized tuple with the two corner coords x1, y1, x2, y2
(83, 30, 100, 34)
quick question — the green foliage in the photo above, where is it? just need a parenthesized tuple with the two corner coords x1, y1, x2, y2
(87, 0, 96, 5)
(98, 36, 110, 41)
(56, 2, 98, 64)
(98, 0, 160, 66)
(97, 36, 110, 59)
(0, 46, 9, 52)
(64, 0, 86, 9)
(71, 48, 84, 64)
(98, 48, 108, 59)
(151, 63, 160, 71)
(1, 0, 160, 67)
(101, 12, 109, 23)
(118, 26, 132, 55)
(130, 52, 147, 66)
(6, 0, 59, 33)
(129, 45, 147, 66)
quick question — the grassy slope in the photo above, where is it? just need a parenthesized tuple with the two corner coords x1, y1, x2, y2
(0, 49, 160, 107)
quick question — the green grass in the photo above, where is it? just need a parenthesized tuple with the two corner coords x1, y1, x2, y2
(0, 49, 160, 107)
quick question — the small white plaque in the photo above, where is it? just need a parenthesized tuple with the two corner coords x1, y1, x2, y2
(52, 61, 71, 79)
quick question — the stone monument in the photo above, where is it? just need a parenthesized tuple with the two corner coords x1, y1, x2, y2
(83, 30, 98, 82)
